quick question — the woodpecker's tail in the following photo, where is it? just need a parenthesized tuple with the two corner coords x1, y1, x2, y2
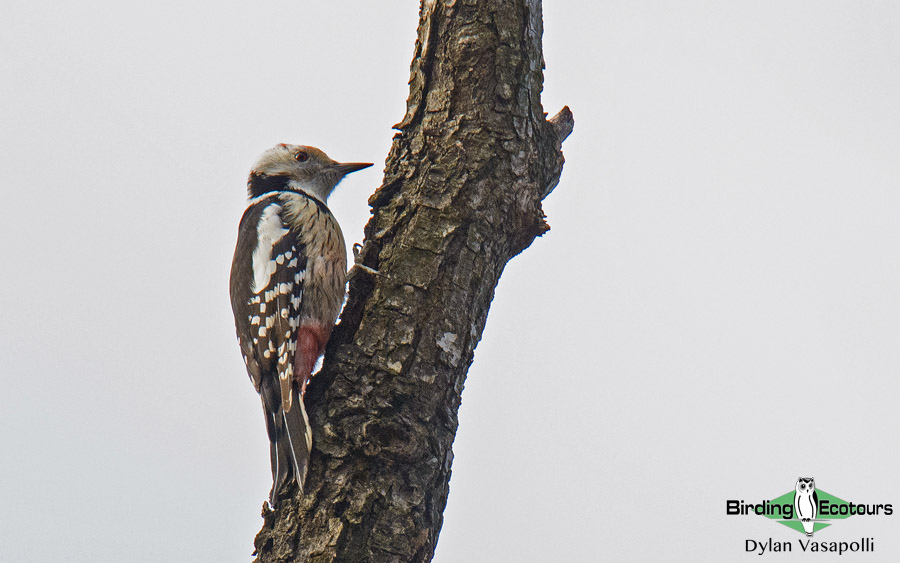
(260, 378, 311, 502)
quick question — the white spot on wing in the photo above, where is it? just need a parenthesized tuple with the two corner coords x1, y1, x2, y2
(251, 204, 289, 293)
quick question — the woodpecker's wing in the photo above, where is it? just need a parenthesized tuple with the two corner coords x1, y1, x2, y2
(230, 197, 272, 391)
(260, 218, 308, 413)
(230, 194, 307, 405)
(231, 194, 313, 494)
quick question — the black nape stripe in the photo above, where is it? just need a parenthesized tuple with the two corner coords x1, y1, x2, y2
(248, 172, 291, 197)
(308, 195, 329, 214)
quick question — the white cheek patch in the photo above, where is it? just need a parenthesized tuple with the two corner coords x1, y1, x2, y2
(251, 204, 289, 293)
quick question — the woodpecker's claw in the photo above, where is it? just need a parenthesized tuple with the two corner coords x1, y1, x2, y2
(352, 264, 380, 277)
(350, 243, 380, 277)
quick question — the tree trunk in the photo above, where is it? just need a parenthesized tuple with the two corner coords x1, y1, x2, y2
(252, 1, 572, 561)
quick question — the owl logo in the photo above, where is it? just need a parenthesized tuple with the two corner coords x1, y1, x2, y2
(794, 477, 818, 536)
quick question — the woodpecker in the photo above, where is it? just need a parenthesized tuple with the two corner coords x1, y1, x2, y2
(230, 144, 372, 498)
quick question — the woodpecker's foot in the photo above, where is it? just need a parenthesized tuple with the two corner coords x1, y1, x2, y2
(350, 243, 380, 277)
(351, 264, 380, 276)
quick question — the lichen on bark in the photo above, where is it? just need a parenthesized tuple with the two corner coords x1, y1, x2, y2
(252, 1, 572, 561)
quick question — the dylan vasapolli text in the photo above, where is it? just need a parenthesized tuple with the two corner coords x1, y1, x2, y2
(746, 537, 874, 556)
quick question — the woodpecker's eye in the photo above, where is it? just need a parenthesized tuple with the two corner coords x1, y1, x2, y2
(294, 151, 309, 162)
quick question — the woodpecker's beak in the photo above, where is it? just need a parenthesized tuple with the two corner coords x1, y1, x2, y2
(333, 162, 373, 176)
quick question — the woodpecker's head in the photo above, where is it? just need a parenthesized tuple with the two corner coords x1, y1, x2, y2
(248, 144, 372, 202)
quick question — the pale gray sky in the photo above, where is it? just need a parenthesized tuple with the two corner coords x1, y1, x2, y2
(2, 1, 899, 561)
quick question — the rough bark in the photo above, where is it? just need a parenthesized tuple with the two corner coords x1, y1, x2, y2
(252, 0, 572, 561)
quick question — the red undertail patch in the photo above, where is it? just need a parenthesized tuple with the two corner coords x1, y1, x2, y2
(295, 325, 330, 395)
